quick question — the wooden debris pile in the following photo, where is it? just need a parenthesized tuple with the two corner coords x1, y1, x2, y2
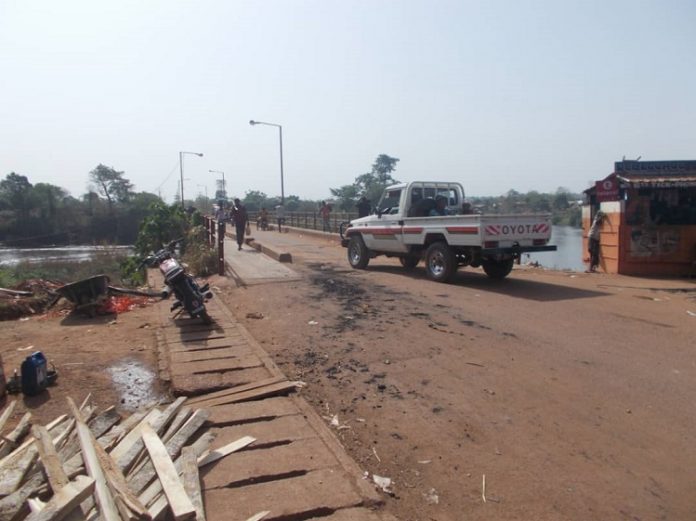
(0, 395, 256, 521)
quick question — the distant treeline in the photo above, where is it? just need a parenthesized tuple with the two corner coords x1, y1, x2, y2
(468, 188, 583, 227)
(0, 161, 583, 247)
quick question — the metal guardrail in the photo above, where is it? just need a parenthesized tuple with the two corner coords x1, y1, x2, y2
(247, 211, 357, 234)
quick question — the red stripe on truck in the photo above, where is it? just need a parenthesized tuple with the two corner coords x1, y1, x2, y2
(446, 226, 478, 234)
(346, 227, 397, 236)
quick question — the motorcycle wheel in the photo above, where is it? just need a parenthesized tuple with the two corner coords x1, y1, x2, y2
(199, 309, 213, 325)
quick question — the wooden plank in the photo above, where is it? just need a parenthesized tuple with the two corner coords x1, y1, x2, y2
(172, 367, 275, 397)
(161, 407, 192, 444)
(201, 438, 336, 491)
(24, 475, 95, 521)
(168, 356, 263, 377)
(98, 409, 148, 450)
(60, 407, 120, 462)
(128, 409, 210, 495)
(197, 436, 255, 467)
(138, 432, 213, 509)
(31, 426, 69, 491)
(0, 412, 31, 458)
(0, 414, 109, 521)
(67, 398, 121, 521)
(109, 407, 162, 462)
(203, 468, 364, 521)
(0, 441, 38, 496)
(170, 347, 257, 364)
(117, 397, 186, 472)
(141, 424, 195, 521)
(245, 513, 270, 521)
(0, 415, 68, 469)
(181, 447, 205, 521)
(165, 337, 249, 353)
(67, 399, 150, 521)
(0, 401, 16, 436)
(208, 414, 314, 448)
(205, 396, 300, 426)
(186, 376, 286, 406)
(31, 425, 88, 521)
(192, 381, 302, 409)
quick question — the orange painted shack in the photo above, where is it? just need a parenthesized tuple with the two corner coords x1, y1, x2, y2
(583, 160, 696, 275)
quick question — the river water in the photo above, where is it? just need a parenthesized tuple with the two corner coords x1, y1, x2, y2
(0, 245, 133, 267)
(527, 225, 584, 271)
(0, 227, 585, 272)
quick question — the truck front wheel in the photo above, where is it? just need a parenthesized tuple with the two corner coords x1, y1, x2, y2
(482, 258, 514, 280)
(425, 242, 457, 282)
(347, 235, 370, 269)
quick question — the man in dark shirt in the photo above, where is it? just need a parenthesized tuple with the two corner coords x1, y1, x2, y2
(356, 196, 371, 218)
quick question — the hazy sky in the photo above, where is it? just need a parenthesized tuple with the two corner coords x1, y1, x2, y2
(1, 1, 694, 202)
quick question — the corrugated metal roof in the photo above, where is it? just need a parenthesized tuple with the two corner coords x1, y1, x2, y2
(617, 174, 696, 187)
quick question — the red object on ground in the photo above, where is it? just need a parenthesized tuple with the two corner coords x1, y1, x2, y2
(97, 296, 150, 315)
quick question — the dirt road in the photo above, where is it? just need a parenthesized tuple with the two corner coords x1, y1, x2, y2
(220, 229, 696, 521)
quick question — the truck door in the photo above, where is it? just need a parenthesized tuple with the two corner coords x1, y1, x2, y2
(361, 188, 408, 253)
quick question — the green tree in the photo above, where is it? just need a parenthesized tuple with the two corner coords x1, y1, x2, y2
(330, 154, 400, 211)
(134, 201, 187, 256)
(32, 183, 68, 218)
(89, 164, 134, 214)
(0, 173, 35, 218)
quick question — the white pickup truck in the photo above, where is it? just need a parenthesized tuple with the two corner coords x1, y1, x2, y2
(340, 181, 556, 282)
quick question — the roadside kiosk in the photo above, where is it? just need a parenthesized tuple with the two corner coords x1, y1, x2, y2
(583, 160, 696, 275)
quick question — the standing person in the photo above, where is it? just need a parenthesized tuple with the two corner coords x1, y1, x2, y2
(275, 203, 285, 233)
(232, 198, 248, 251)
(215, 200, 226, 222)
(258, 207, 269, 230)
(587, 211, 604, 272)
(356, 196, 371, 218)
(320, 201, 332, 232)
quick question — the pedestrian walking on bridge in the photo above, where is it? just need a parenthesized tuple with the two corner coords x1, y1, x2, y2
(232, 198, 248, 251)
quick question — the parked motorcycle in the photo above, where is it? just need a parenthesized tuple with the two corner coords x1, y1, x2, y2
(140, 239, 214, 324)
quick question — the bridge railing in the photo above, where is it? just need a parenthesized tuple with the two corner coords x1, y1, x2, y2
(247, 211, 358, 234)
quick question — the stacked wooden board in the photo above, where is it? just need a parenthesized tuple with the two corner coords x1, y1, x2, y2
(0, 396, 260, 521)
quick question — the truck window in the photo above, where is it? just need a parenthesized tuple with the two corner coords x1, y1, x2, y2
(424, 188, 435, 199)
(411, 187, 423, 204)
(436, 188, 459, 207)
(379, 190, 401, 214)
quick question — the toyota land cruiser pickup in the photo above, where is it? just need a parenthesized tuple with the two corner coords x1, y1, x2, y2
(340, 181, 557, 282)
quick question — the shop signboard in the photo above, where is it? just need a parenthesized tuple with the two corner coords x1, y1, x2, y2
(595, 174, 619, 202)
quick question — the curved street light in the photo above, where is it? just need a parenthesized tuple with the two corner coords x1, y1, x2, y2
(249, 120, 284, 204)
(179, 151, 203, 208)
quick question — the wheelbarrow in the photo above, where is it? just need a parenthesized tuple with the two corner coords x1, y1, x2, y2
(53, 275, 162, 317)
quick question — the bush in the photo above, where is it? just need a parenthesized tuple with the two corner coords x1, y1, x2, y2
(182, 225, 217, 276)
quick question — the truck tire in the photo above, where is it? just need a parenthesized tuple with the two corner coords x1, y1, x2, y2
(347, 235, 370, 269)
(482, 258, 514, 280)
(399, 254, 420, 269)
(424, 242, 457, 282)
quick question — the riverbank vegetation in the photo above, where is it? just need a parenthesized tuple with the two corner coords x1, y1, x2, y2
(1, 159, 582, 252)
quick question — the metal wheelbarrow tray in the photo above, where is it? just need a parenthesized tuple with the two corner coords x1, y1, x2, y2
(55, 274, 111, 316)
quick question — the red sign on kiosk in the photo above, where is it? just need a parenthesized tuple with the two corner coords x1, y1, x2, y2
(595, 174, 620, 202)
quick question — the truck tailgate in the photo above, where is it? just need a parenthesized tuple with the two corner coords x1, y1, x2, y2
(480, 214, 552, 244)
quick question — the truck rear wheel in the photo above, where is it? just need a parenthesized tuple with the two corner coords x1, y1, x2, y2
(399, 254, 420, 269)
(425, 242, 457, 282)
(482, 258, 514, 280)
(347, 235, 370, 269)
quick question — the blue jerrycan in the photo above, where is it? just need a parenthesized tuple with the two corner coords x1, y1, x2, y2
(21, 352, 48, 396)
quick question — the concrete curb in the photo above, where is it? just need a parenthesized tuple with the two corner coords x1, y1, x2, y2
(225, 230, 293, 263)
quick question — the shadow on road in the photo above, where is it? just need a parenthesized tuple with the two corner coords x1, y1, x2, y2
(368, 265, 610, 302)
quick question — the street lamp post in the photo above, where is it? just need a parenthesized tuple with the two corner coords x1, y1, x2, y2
(208, 170, 226, 201)
(249, 120, 284, 204)
(179, 151, 204, 208)
(197, 184, 208, 199)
